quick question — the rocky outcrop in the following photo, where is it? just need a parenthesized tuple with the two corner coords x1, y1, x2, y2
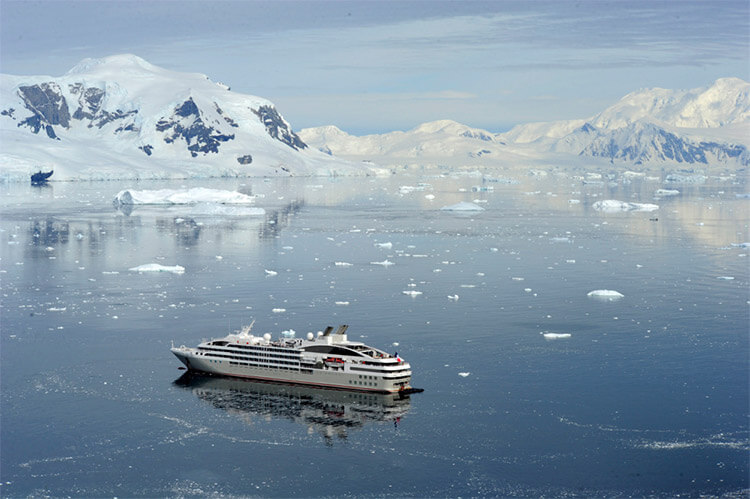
(156, 97, 235, 157)
(253, 105, 307, 150)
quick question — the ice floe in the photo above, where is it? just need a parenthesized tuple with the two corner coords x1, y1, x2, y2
(113, 188, 256, 206)
(654, 189, 680, 197)
(440, 201, 485, 211)
(264, 269, 278, 276)
(458, 372, 471, 377)
(129, 263, 185, 274)
(402, 290, 423, 297)
(587, 289, 624, 301)
(542, 332, 572, 340)
(592, 200, 659, 212)
(375, 242, 393, 249)
(370, 259, 395, 266)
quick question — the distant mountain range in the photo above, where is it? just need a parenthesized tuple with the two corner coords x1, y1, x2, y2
(0, 54, 374, 181)
(1, 55, 747, 182)
(301, 77, 749, 171)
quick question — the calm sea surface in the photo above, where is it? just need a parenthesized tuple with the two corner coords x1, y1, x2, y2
(1, 172, 748, 497)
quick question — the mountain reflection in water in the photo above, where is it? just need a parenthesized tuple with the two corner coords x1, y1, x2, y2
(173, 372, 411, 444)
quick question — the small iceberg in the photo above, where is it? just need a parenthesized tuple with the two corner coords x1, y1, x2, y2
(592, 200, 659, 212)
(114, 188, 256, 206)
(129, 263, 185, 274)
(542, 332, 571, 340)
(370, 259, 395, 266)
(375, 242, 393, 249)
(458, 372, 471, 377)
(402, 290, 423, 297)
(440, 202, 485, 211)
(654, 189, 680, 197)
(587, 289, 624, 301)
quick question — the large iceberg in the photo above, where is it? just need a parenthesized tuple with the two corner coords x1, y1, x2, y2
(114, 188, 257, 206)
(592, 200, 659, 212)
(587, 289, 624, 301)
(129, 263, 185, 274)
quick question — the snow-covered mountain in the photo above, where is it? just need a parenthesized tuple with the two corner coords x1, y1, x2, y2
(0, 54, 375, 181)
(302, 78, 750, 171)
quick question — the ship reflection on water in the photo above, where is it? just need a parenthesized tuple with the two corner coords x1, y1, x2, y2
(173, 372, 412, 444)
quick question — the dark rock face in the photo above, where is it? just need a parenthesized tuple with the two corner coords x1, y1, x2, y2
(253, 105, 307, 150)
(237, 154, 253, 164)
(139, 145, 154, 156)
(17, 83, 70, 134)
(461, 130, 494, 141)
(156, 97, 235, 157)
(580, 125, 749, 166)
(69, 83, 138, 129)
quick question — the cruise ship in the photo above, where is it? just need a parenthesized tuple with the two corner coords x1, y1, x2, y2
(171, 324, 414, 393)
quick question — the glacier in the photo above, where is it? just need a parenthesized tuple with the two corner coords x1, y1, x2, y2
(0, 54, 377, 181)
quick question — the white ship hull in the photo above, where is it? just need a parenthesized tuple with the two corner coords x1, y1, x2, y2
(172, 344, 412, 394)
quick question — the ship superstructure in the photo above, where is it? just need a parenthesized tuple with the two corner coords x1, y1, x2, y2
(171, 324, 412, 393)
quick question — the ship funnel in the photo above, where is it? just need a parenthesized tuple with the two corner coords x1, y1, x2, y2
(322, 326, 334, 336)
(335, 325, 349, 335)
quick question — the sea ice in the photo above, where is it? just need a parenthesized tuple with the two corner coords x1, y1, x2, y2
(402, 290, 423, 297)
(654, 189, 680, 197)
(129, 263, 185, 274)
(440, 201, 485, 211)
(375, 242, 393, 249)
(592, 200, 659, 212)
(114, 188, 257, 206)
(370, 259, 395, 266)
(587, 289, 624, 301)
(334, 262, 353, 267)
(542, 332, 572, 340)
(264, 269, 278, 276)
(458, 372, 471, 377)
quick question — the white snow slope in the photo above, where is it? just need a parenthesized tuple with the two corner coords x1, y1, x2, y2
(0, 54, 377, 181)
(301, 78, 750, 171)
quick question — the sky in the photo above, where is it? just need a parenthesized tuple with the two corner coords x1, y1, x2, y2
(1, 0, 748, 135)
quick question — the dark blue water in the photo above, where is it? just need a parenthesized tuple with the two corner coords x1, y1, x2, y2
(1, 174, 747, 497)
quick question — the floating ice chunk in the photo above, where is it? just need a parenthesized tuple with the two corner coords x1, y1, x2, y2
(542, 332, 571, 340)
(458, 372, 471, 377)
(593, 200, 659, 212)
(272, 308, 286, 313)
(281, 329, 296, 337)
(375, 242, 393, 249)
(129, 263, 185, 274)
(264, 269, 278, 276)
(731, 242, 750, 248)
(282, 246, 294, 250)
(425, 194, 435, 200)
(550, 237, 570, 243)
(47, 307, 66, 312)
(447, 294, 459, 301)
(114, 188, 256, 206)
(402, 290, 422, 297)
(665, 174, 706, 184)
(335, 261, 353, 267)
(335, 301, 350, 305)
(392, 342, 399, 347)
(440, 201, 485, 211)
(717, 276, 735, 280)
(587, 289, 624, 301)
(370, 259, 394, 266)
(512, 277, 525, 281)
(654, 189, 680, 197)
(215, 255, 223, 260)
(568, 199, 581, 204)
